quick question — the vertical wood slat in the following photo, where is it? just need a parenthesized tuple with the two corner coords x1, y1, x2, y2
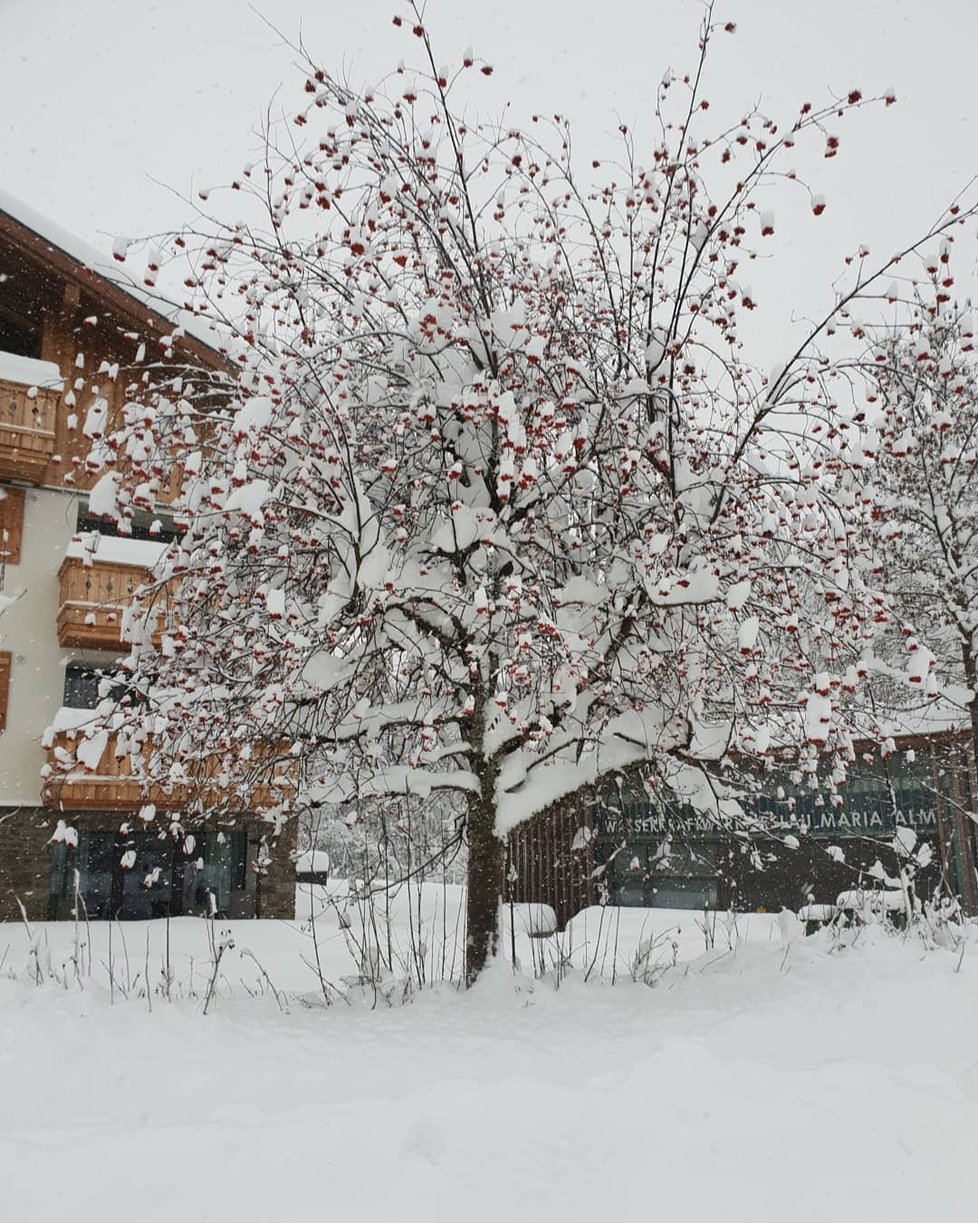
(950, 740, 978, 913)
(0, 650, 11, 732)
(961, 740, 978, 914)
(548, 815, 557, 922)
(506, 798, 598, 930)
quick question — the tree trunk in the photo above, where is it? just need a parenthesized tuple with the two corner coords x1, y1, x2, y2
(465, 787, 506, 985)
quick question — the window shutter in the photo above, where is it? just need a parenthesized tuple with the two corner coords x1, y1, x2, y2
(0, 487, 25, 565)
(0, 651, 11, 732)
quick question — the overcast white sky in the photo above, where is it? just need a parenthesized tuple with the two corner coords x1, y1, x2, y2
(3, 0, 978, 354)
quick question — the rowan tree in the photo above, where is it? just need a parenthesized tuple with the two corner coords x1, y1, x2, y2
(67, 5, 978, 981)
(861, 278, 978, 756)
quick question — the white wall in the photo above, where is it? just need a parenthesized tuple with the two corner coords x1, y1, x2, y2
(0, 486, 84, 805)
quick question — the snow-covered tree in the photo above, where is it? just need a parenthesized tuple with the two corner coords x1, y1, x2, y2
(863, 277, 978, 750)
(302, 790, 467, 891)
(69, 7, 978, 981)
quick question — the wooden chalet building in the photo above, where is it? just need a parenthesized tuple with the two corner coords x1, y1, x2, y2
(0, 194, 296, 924)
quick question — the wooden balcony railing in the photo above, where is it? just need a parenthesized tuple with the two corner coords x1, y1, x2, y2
(0, 376, 59, 483)
(42, 729, 297, 813)
(57, 554, 171, 651)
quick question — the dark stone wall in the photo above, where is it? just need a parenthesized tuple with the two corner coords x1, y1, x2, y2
(254, 819, 298, 919)
(0, 807, 57, 921)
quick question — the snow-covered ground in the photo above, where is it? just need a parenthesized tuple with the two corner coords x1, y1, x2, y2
(1, 898, 976, 1222)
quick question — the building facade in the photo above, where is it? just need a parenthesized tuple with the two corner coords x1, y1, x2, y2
(509, 734, 978, 928)
(0, 197, 296, 923)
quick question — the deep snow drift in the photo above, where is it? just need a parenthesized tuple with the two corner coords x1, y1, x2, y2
(1, 908, 976, 1223)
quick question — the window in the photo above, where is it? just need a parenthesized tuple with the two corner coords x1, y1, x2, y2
(604, 833, 720, 910)
(0, 311, 41, 361)
(77, 502, 182, 545)
(48, 828, 249, 920)
(594, 777, 722, 910)
(751, 751, 940, 840)
(62, 663, 126, 710)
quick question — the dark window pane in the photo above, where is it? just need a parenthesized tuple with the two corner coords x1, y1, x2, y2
(76, 831, 116, 920)
(0, 313, 41, 360)
(77, 503, 182, 544)
(63, 664, 125, 709)
(67, 827, 251, 921)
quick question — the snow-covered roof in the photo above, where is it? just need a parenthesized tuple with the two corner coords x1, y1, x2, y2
(872, 689, 971, 744)
(0, 187, 224, 357)
(295, 849, 331, 875)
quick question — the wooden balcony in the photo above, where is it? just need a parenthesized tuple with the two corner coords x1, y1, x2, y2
(57, 553, 168, 651)
(42, 729, 296, 813)
(0, 375, 59, 483)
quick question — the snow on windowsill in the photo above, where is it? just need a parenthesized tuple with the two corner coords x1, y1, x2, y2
(0, 351, 64, 392)
(47, 706, 102, 735)
(44, 707, 124, 753)
(64, 534, 168, 568)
